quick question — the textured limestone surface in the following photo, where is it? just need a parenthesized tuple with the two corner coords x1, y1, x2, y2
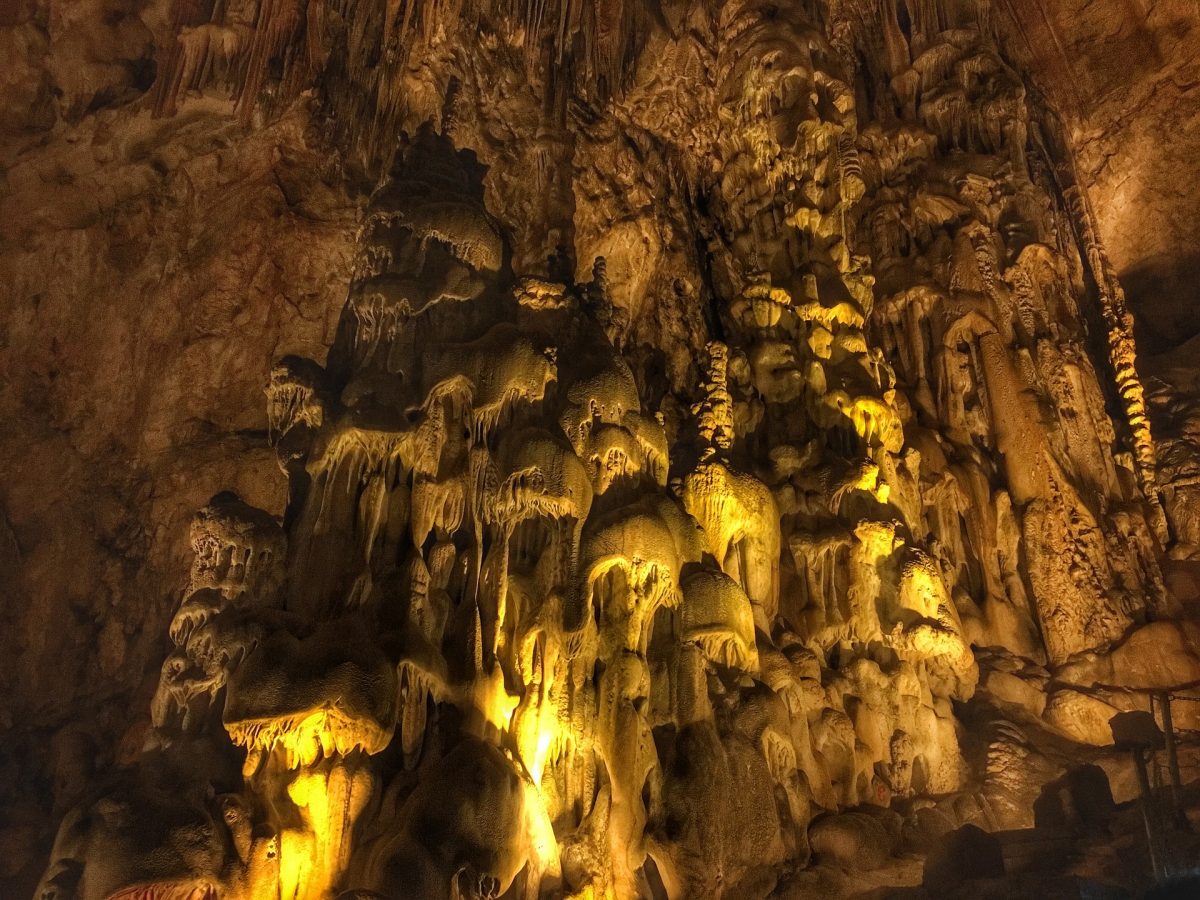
(1003, 0, 1200, 353)
(3, 1, 1200, 897)
(997, 1, 1200, 582)
(1, 21, 359, 882)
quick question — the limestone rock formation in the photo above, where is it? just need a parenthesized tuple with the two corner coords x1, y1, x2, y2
(3, 1, 1200, 897)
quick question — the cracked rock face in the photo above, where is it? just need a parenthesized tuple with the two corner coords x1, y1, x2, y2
(4, 1, 1200, 896)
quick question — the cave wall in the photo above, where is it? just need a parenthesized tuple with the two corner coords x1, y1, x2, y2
(1, 16, 360, 874)
(2, 0, 1199, 896)
(992, 0, 1200, 572)
(999, 0, 1200, 354)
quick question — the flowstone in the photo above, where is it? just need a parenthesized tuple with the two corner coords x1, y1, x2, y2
(32, 1, 1200, 898)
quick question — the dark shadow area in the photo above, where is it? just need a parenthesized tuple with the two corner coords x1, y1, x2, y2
(1120, 253, 1200, 356)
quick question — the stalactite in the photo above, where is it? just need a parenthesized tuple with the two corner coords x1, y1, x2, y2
(152, 0, 648, 150)
(1031, 117, 1167, 541)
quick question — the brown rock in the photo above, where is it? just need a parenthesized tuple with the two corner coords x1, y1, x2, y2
(808, 812, 892, 871)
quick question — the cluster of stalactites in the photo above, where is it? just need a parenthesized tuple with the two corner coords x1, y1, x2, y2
(151, 0, 650, 150)
(710, 0, 866, 293)
(701, 3, 981, 752)
(828, 0, 1000, 63)
(832, 0, 1173, 674)
(709, 0, 905, 465)
(1043, 142, 1167, 539)
(148, 495, 286, 744)
(151, 0, 319, 120)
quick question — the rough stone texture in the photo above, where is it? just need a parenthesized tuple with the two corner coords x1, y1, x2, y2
(809, 811, 893, 871)
(1000, 0, 1200, 577)
(1002, 0, 1200, 354)
(1, 14, 358, 878)
(3, 0, 1200, 896)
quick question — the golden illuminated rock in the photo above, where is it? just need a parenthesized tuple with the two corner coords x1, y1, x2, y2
(13, 2, 1200, 898)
